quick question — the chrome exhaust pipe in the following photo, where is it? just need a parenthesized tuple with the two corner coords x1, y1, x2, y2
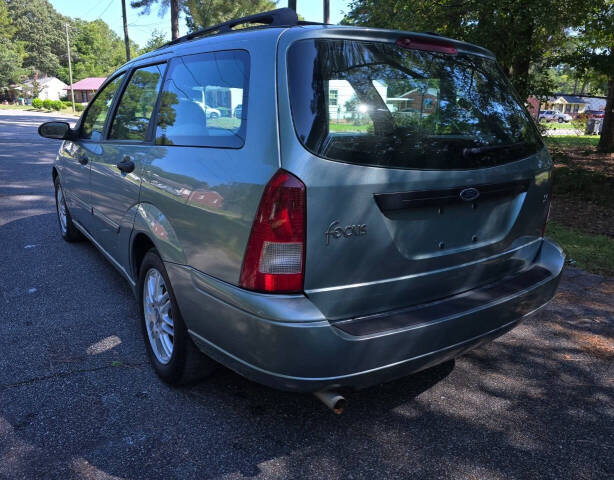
(314, 390, 347, 414)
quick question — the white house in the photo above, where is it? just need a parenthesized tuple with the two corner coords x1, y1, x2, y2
(23, 76, 68, 101)
(327, 79, 388, 120)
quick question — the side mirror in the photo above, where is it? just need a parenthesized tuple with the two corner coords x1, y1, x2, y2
(38, 121, 75, 140)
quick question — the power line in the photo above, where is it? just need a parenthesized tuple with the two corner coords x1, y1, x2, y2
(97, 0, 116, 20)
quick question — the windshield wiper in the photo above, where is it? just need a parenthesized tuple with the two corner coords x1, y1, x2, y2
(462, 141, 529, 157)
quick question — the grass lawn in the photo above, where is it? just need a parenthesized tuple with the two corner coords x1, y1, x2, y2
(546, 222, 614, 276)
(543, 133, 613, 276)
(207, 116, 241, 129)
(541, 120, 586, 131)
(329, 122, 370, 132)
(0, 104, 80, 116)
(543, 135, 600, 148)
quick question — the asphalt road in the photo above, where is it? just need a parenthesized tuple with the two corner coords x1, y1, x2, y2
(0, 110, 612, 480)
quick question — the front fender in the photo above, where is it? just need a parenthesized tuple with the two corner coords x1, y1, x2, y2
(132, 202, 187, 266)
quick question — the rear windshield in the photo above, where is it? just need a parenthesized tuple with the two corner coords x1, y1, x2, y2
(287, 39, 542, 170)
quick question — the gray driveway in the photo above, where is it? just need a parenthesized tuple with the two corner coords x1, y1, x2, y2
(0, 111, 612, 480)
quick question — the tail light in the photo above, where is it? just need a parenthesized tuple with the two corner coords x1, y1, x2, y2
(239, 169, 306, 293)
(396, 37, 458, 55)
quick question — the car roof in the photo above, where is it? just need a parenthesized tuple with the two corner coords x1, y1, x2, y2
(124, 23, 496, 70)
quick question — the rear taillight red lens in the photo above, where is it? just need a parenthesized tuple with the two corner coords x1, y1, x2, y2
(396, 37, 458, 55)
(239, 169, 306, 293)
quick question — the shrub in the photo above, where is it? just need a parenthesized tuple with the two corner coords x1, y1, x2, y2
(75, 103, 84, 112)
(42, 99, 53, 110)
(31, 98, 43, 109)
(62, 100, 73, 108)
(51, 100, 63, 111)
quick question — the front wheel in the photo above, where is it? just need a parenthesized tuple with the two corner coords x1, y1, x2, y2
(138, 249, 216, 384)
(558, 117, 564, 123)
(54, 177, 83, 242)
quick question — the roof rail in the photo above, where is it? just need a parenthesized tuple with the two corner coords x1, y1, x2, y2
(164, 8, 299, 47)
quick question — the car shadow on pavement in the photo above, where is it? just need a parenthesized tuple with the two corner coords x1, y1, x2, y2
(1, 213, 613, 479)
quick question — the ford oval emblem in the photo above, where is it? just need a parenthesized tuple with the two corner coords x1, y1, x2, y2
(459, 187, 480, 202)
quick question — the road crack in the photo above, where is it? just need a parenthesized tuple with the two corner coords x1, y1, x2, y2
(0, 362, 145, 391)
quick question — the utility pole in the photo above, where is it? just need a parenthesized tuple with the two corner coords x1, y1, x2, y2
(65, 23, 75, 113)
(288, 0, 296, 12)
(121, 0, 131, 61)
(323, 0, 330, 23)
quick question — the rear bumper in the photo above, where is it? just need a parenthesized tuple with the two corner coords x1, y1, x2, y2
(167, 238, 564, 392)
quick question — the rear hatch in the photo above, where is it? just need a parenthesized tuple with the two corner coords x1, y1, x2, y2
(279, 31, 551, 320)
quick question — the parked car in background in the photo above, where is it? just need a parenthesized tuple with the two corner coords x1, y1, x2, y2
(38, 8, 565, 411)
(200, 104, 220, 119)
(233, 104, 242, 119)
(539, 110, 572, 123)
(585, 110, 605, 119)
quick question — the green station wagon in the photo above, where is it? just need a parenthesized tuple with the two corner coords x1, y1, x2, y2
(39, 8, 564, 412)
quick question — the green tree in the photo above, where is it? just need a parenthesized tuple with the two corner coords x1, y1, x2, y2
(0, 0, 25, 86)
(0, 0, 15, 39)
(7, 0, 68, 76)
(565, 1, 614, 152)
(57, 19, 136, 83)
(0, 41, 25, 85)
(342, 0, 595, 100)
(131, 0, 183, 40)
(140, 28, 168, 53)
(183, 0, 278, 31)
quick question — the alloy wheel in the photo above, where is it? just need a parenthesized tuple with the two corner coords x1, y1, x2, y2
(143, 268, 174, 364)
(56, 187, 68, 234)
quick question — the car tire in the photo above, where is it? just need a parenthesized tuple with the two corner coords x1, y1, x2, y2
(54, 176, 84, 242)
(138, 249, 216, 385)
(558, 117, 564, 123)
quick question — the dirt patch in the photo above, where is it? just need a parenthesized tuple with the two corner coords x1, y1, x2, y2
(547, 143, 614, 237)
(550, 146, 614, 176)
(548, 270, 614, 360)
(574, 332, 614, 360)
(550, 196, 614, 237)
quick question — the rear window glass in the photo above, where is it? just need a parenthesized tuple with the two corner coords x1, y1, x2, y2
(288, 39, 542, 170)
(155, 50, 249, 148)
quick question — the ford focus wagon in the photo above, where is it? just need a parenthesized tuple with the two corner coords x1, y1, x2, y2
(39, 8, 564, 406)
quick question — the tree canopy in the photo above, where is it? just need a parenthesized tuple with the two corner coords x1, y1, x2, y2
(183, 0, 278, 31)
(57, 19, 137, 83)
(343, 0, 614, 150)
(7, 0, 68, 77)
(343, 0, 598, 100)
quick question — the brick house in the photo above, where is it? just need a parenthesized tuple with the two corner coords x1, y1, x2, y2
(65, 77, 106, 103)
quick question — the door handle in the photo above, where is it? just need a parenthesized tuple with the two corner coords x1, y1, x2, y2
(116, 156, 135, 173)
(78, 156, 88, 165)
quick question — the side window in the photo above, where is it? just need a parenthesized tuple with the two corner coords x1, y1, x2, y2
(154, 50, 249, 148)
(109, 64, 167, 141)
(80, 74, 125, 140)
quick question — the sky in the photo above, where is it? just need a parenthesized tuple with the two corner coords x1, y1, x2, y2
(50, 0, 353, 48)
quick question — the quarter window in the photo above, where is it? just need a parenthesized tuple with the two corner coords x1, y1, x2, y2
(154, 50, 249, 148)
(80, 74, 125, 140)
(109, 64, 166, 141)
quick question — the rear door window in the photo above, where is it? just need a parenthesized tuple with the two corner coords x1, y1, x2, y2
(109, 63, 166, 141)
(154, 50, 249, 148)
(80, 74, 125, 140)
(288, 39, 542, 170)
